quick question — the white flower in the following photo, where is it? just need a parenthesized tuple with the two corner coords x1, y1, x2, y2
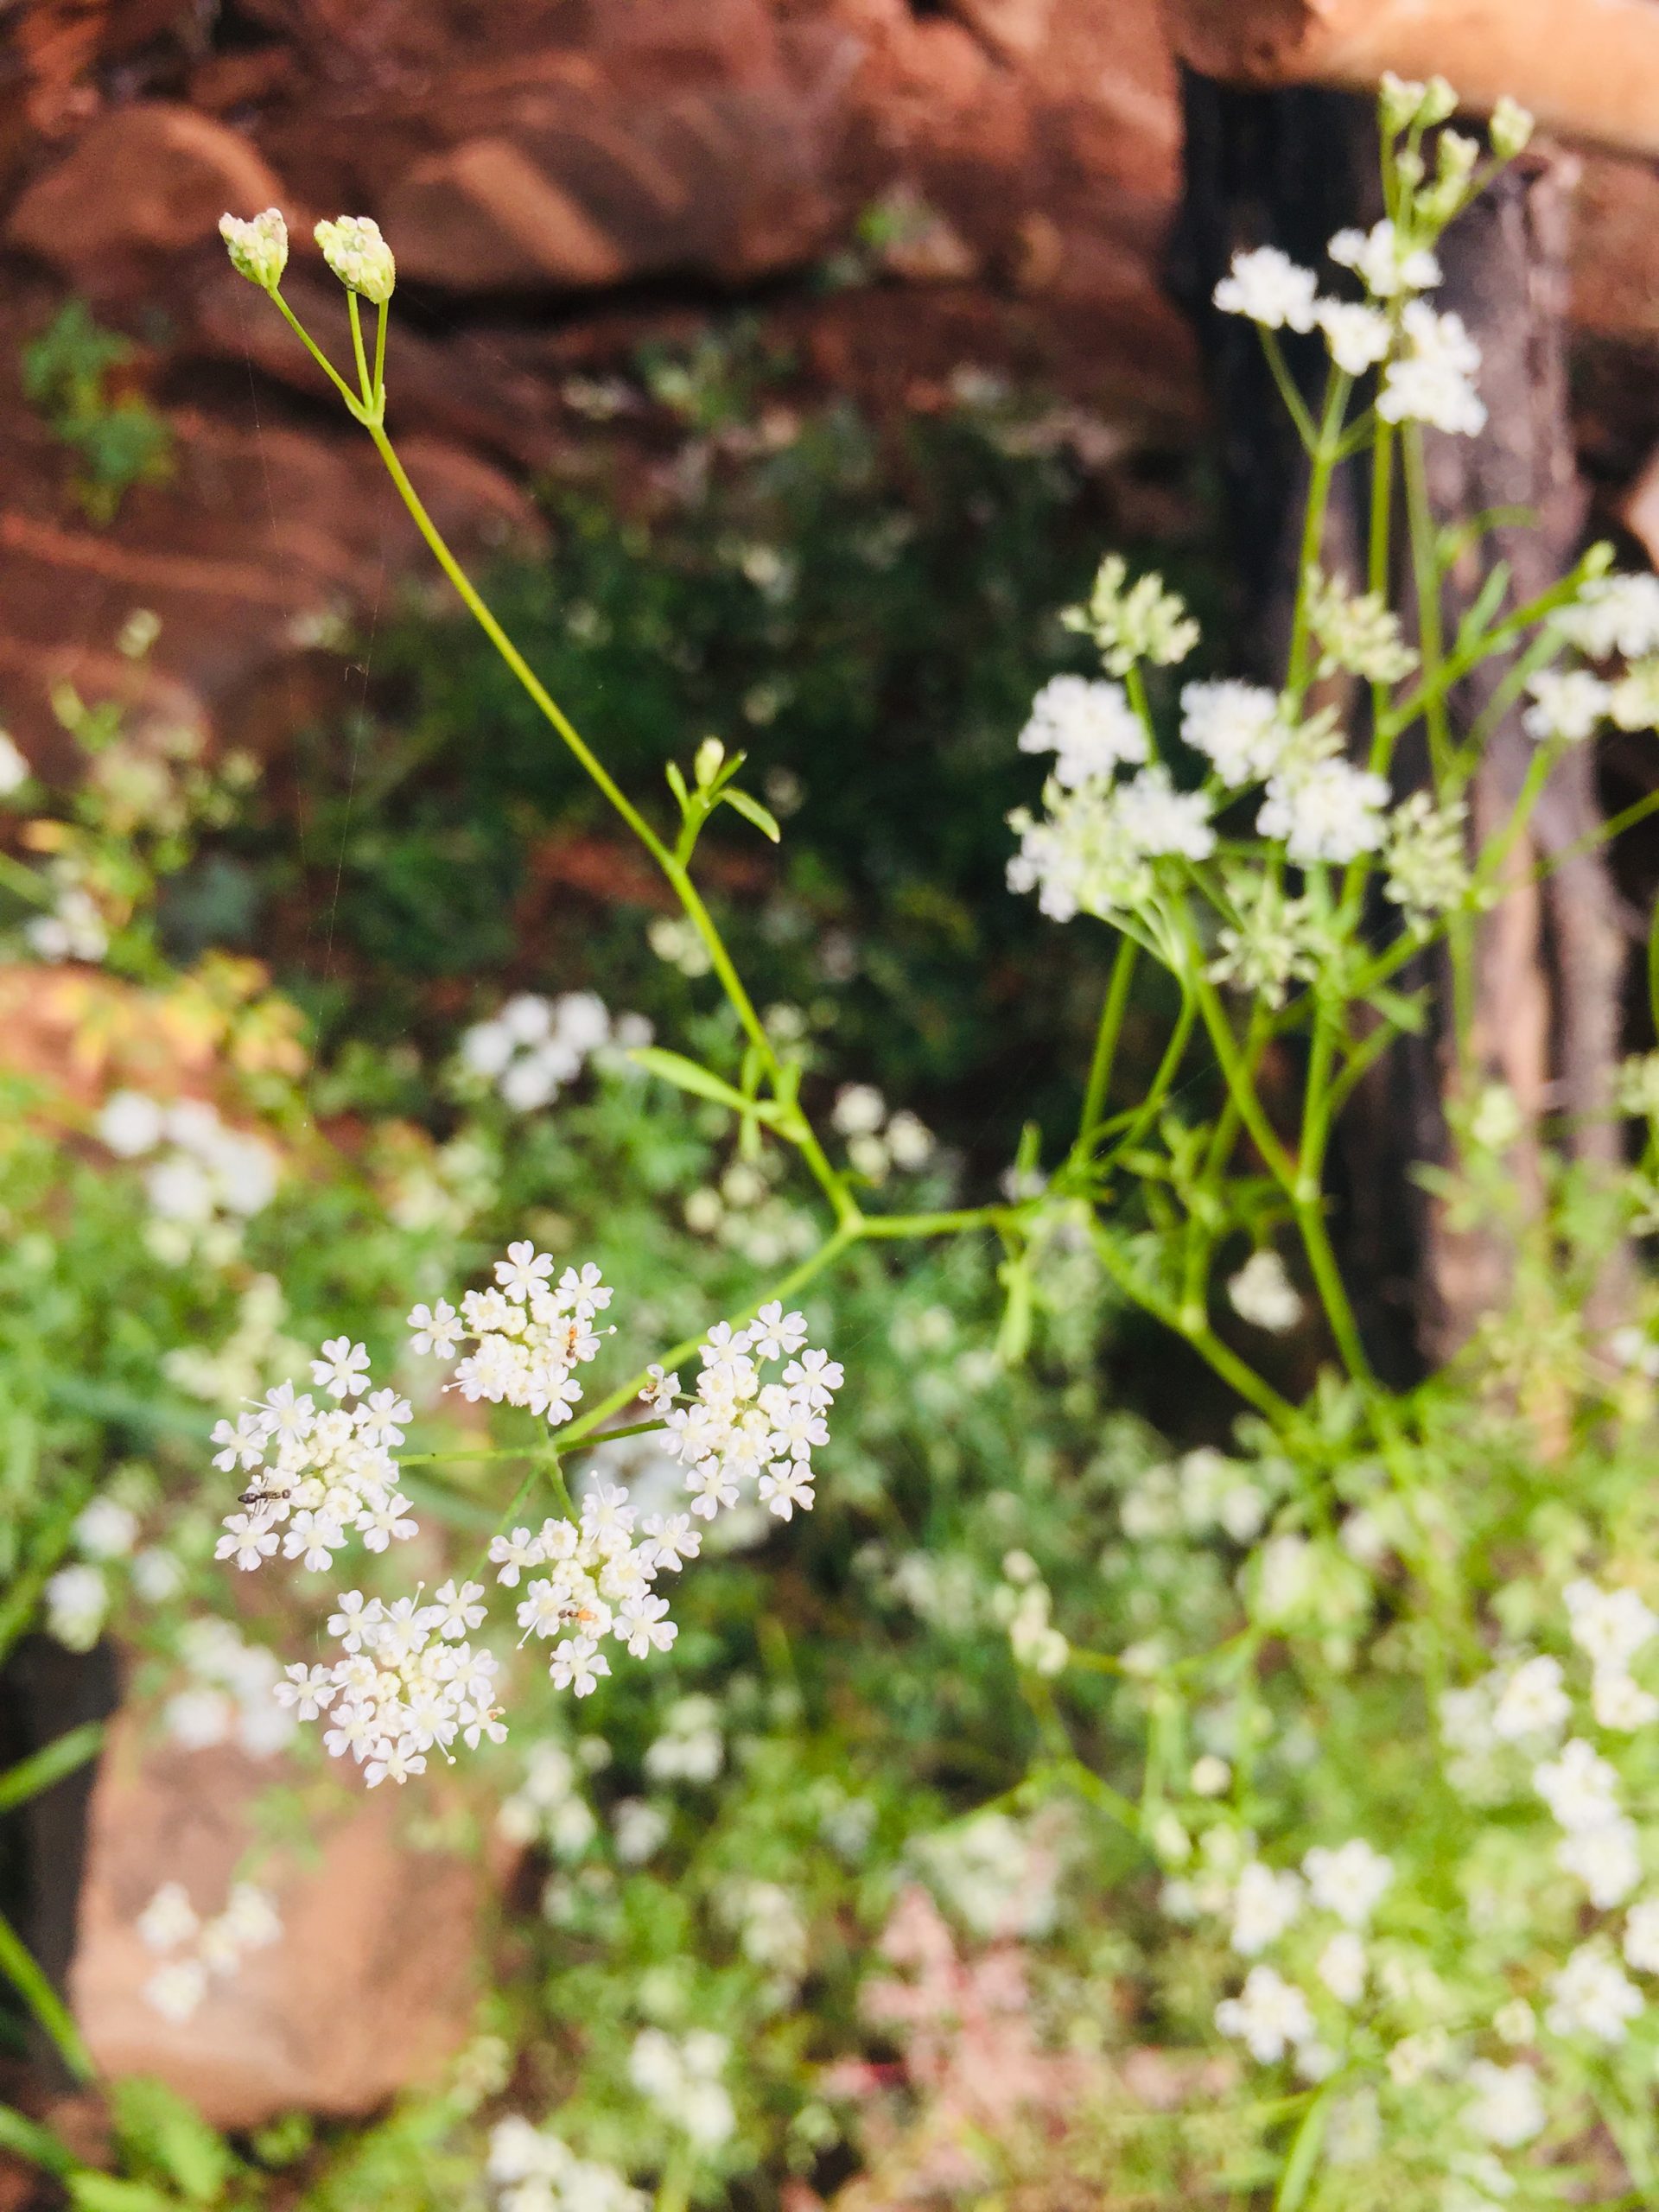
(1377, 301, 1484, 435)
(1489, 1654, 1569, 1742)
(1215, 1964, 1315, 2062)
(1546, 1942, 1643, 2044)
(1180, 681, 1290, 787)
(74, 1497, 138, 1560)
(45, 1562, 107, 1650)
(1384, 791, 1469, 928)
(1213, 247, 1319, 332)
(98, 1089, 164, 1157)
(1063, 555, 1198, 675)
(1227, 1250, 1301, 1334)
(219, 207, 288, 289)
(310, 1337, 371, 1399)
(1533, 1738, 1620, 1832)
(1230, 1860, 1305, 1955)
(1317, 1930, 1367, 2005)
(1464, 2059, 1544, 2149)
(1328, 219, 1440, 299)
(1257, 758, 1389, 866)
(1317, 299, 1392, 375)
(144, 1959, 207, 2024)
(1556, 573, 1659, 661)
(315, 213, 395, 303)
(407, 1299, 462, 1357)
(1592, 1668, 1659, 1731)
(1302, 1839, 1393, 1927)
(1019, 676, 1147, 786)
(1558, 1818, 1641, 1909)
(1522, 668, 1611, 743)
(832, 1084, 886, 1136)
(1116, 765, 1215, 860)
(137, 1882, 200, 1953)
(1564, 1577, 1657, 1669)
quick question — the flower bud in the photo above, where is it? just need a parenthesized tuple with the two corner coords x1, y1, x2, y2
(1379, 72, 1427, 136)
(1490, 96, 1535, 161)
(1419, 75, 1459, 127)
(219, 207, 288, 291)
(693, 736, 725, 789)
(315, 215, 396, 306)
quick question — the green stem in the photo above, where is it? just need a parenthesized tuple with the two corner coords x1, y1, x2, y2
(1287, 372, 1354, 702)
(372, 296, 388, 405)
(1086, 1222, 1296, 1427)
(346, 291, 372, 407)
(1402, 425, 1451, 779)
(1078, 933, 1139, 1147)
(270, 290, 362, 413)
(1258, 331, 1318, 452)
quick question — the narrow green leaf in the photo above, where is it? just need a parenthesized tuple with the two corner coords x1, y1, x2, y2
(113, 2076, 233, 2203)
(0, 2101, 77, 2177)
(0, 1903, 95, 2081)
(0, 1722, 105, 1818)
(664, 760, 690, 813)
(718, 787, 781, 843)
(626, 1047, 753, 1116)
(1274, 2076, 1334, 2210)
(68, 2177, 178, 2212)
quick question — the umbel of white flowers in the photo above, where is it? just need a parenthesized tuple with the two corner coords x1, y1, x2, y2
(208, 1245, 842, 1785)
(219, 207, 395, 305)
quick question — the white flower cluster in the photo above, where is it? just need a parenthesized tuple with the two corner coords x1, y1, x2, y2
(1383, 791, 1470, 930)
(272, 1580, 505, 1787)
(206, 1251, 842, 1783)
(1305, 569, 1418, 686)
(990, 1548, 1069, 1676)
(98, 1090, 280, 1264)
(165, 1617, 296, 1759)
(219, 207, 288, 289)
(314, 213, 395, 304)
(830, 1082, 934, 1185)
(490, 1478, 696, 1700)
(212, 1352, 416, 1580)
(1432, 1580, 1659, 2049)
(137, 1878, 281, 2024)
(24, 869, 107, 963)
(1179, 1830, 1393, 2076)
(1520, 576, 1659, 745)
(1009, 659, 1394, 927)
(1214, 213, 1488, 438)
(486, 2118, 643, 2212)
(496, 1736, 601, 1856)
(1226, 1249, 1303, 1334)
(1062, 554, 1200, 676)
(628, 2028, 736, 2148)
(653, 1303, 842, 1525)
(461, 991, 651, 1114)
(411, 1247, 615, 1427)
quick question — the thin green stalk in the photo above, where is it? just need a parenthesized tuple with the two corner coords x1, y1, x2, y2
(1078, 933, 1139, 1147)
(1258, 331, 1318, 452)
(1287, 372, 1355, 702)
(364, 422, 668, 866)
(1366, 421, 1396, 773)
(1086, 1222, 1295, 1427)
(0, 1906, 93, 2082)
(1090, 986, 1198, 1180)
(858, 1204, 1017, 1240)
(1401, 425, 1452, 779)
(270, 290, 362, 412)
(346, 290, 372, 406)
(372, 296, 388, 404)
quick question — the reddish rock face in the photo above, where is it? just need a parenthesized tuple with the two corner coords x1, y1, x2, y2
(8, 105, 283, 276)
(70, 1708, 485, 2128)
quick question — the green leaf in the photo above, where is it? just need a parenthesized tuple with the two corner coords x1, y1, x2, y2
(0, 1903, 94, 2081)
(626, 1047, 752, 1116)
(664, 760, 690, 814)
(0, 1721, 105, 1818)
(68, 2177, 180, 2212)
(0, 2101, 77, 2177)
(718, 787, 781, 843)
(112, 2078, 233, 2203)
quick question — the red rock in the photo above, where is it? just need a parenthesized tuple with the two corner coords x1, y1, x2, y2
(7, 104, 283, 275)
(1165, 0, 1659, 159)
(70, 1710, 483, 2129)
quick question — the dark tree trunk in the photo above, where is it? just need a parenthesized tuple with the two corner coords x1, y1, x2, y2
(1169, 74, 1628, 1377)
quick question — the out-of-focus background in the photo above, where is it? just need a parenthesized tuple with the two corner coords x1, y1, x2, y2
(6, 2, 1659, 2204)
